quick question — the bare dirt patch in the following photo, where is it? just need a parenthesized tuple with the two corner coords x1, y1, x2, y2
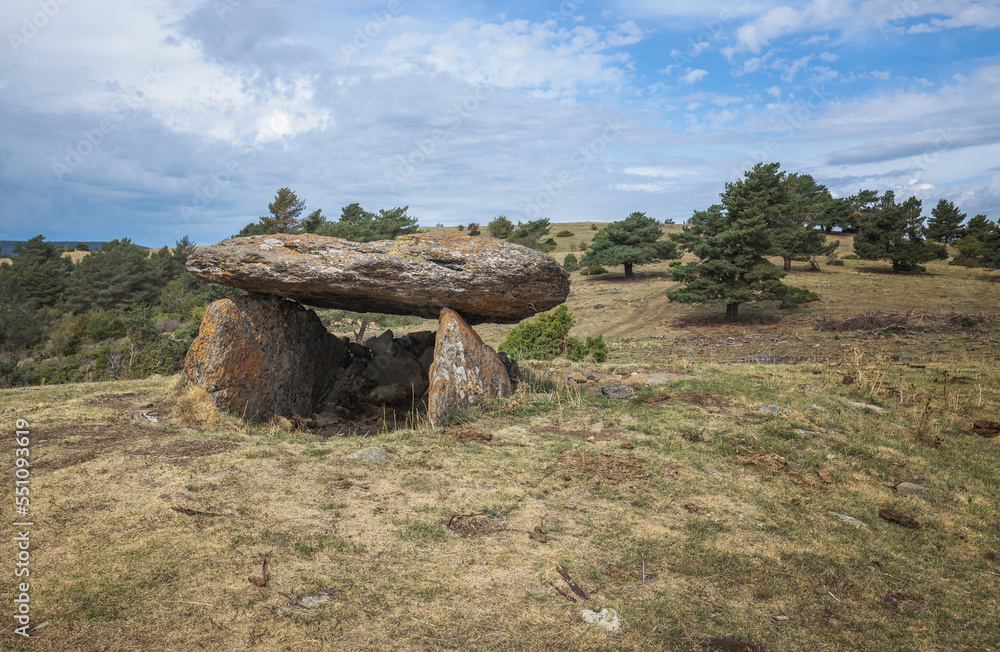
(642, 392, 734, 409)
(130, 437, 243, 466)
(443, 425, 493, 442)
(445, 512, 507, 538)
(559, 449, 647, 484)
(736, 451, 788, 472)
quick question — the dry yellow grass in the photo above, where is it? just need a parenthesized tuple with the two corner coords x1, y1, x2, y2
(3, 225, 1000, 651)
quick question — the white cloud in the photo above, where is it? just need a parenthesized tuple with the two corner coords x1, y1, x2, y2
(681, 68, 709, 84)
(737, 6, 805, 53)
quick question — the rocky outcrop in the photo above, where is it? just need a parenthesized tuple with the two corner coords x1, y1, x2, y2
(184, 293, 347, 421)
(186, 232, 570, 324)
(428, 308, 513, 427)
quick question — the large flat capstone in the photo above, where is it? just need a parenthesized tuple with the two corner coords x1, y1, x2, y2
(186, 233, 570, 324)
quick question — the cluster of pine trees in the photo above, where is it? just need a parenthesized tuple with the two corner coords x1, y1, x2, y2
(0, 235, 232, 386)
(573, 163, 999, 322)
(232, 188, 420, 243)
(0, 188, 428, 387)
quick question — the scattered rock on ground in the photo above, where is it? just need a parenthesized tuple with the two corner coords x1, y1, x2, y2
(601, 383, 636, 400)
(342, 447, 388, 463)
(829, 511, 869, 528)
(186, 233, 570, 324)
(581, 608, 621, 633)
(896, 482, 928, 496)
(847, 400, 887, 413)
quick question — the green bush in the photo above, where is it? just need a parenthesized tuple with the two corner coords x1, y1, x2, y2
(498, 306, 607, 363)
(842, 254, 860, 260)
(590, 224, 598, 230)
(830, 259, 846, 266)
(85, 310, 125, 342)
(467, 222, 481, 236)
(489, 215, 514, 239)
(579, 265, 607, 275)
(555, 230, 575, 238)
(562, 254, 581, 272)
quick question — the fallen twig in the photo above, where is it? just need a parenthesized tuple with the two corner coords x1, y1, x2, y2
(446, 512, 487, 528)
(248, 552, 270, 587)
(334, 477, 370, 490)
(171, 506, 223, 517)
(549, 581, 578, 603)
(556, 564, 589, 600)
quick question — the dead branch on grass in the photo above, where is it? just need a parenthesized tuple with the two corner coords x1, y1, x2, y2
(549, 581, 578, 603)
(171, 506, 223, 517)
(556, 565, 589, 600)
(248, 552, 271, 587)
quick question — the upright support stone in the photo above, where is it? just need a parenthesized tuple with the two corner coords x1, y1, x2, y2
(428, 307, 513, 427)
(184, 293, 347, 421)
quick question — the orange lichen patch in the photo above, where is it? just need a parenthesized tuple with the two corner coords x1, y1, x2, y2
(186, 232, 569, 324)
(428, 308, 513, 427)
(183, 294, 347, 421)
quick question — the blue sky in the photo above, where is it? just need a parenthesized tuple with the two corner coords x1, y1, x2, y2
(2, 0, 999, 247)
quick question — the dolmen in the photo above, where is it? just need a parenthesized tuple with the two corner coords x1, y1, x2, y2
(183, 233, 570, 427)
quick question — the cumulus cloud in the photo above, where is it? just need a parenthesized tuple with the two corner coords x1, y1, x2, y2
(681, 68, 709, 84)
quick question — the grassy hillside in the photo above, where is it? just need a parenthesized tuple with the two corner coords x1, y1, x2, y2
(2, 225, 999, 651)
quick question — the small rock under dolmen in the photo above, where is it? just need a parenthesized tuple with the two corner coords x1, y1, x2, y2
(428, 308, 514, 427)
(186, 232, 570, 324)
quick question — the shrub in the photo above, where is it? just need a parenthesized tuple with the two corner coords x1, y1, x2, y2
(562, 254, 581, 272)
(590, 224, 598, 230)
(555, 230, 575, 238)
(498, 306, 607, 363)
(457, 224, 465, 231)
(467, 222, 481, 236)
(579, 265, 607, 275)
(85, 310, 125, 342)
(830, 259, 846, 266)
(842, 254, 860, 260)
(489, 215, 514, 239)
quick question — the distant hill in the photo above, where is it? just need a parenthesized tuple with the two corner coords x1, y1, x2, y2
(0, 241, 148, 256)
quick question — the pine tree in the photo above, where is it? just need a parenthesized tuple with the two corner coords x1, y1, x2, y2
(260, 187, 306, 234)
(5, 235, 72, 307)
(853, 192, 947, 272)
(770, 173, 838, 271)
(668, 163, 799, 322)
(580, 212, 677, 278)
(926, 199, 966, 244)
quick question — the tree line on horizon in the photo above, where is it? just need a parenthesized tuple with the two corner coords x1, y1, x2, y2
(565, 162, 1000, 322)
